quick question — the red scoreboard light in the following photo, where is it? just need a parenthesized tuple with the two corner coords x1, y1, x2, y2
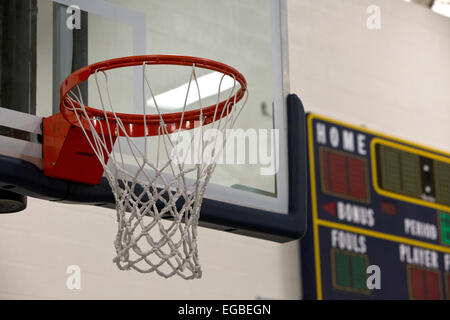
(320, 147, 369, 203)
(407, 266, 442, 300)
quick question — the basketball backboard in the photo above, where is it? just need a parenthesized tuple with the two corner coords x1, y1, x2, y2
(0, 0, 306, 242)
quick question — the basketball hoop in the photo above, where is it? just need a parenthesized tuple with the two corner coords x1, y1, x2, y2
(47, 55, 247, 279)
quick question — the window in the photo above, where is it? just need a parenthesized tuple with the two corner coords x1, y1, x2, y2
(320, 147, 369, 203)
(432, 0, 450, 18)
(407, 265, 442, 300)
(401, 0, 450, 19)
(331, 249, 369, 294)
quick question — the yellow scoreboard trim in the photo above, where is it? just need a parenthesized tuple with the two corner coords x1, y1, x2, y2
(317, 219, 450, 254)
(307, 114, 323, 299)
(307, 113, 450, 300)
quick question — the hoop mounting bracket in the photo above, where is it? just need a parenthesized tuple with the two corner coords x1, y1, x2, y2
(43, 113, 116, 185)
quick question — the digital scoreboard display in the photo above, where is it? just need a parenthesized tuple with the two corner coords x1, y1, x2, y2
(375, 143, 450, 207)
(301, 114, 450, 300)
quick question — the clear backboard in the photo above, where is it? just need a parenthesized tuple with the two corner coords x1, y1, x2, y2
(0, 0, 306, 242)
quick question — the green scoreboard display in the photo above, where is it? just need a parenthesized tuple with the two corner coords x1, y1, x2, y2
(301, 114, 450, 300)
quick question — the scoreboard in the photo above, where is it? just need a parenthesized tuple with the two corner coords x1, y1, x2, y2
(301, 114, 450, 300)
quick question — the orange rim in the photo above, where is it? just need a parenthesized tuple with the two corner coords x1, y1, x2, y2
(60, 55, 247, 137)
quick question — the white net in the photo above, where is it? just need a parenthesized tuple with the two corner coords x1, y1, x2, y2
(64, 61, 247, 279)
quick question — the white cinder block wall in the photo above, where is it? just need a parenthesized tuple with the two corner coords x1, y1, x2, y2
(0, 198, 300, 299)
(288, 0, 450, 151)
(0, 0, 448, 299)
